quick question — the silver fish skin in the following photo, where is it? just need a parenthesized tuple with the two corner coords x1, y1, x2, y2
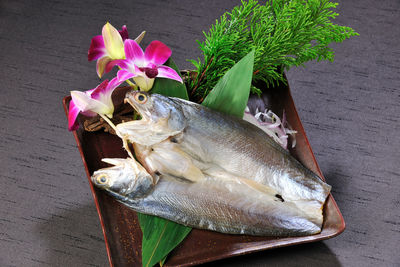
(91, 158, 321, 236)
(116, 91, 331, 226)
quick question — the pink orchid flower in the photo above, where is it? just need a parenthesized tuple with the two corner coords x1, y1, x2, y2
(88, 22, 129, 78)
(68, 77, 123, 131)
(115, 39, 183, 91)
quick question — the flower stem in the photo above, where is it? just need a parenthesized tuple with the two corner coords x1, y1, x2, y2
(125, 78, 137, 88)
(99, 113, 135, 160)
(99, 114, 117, 133)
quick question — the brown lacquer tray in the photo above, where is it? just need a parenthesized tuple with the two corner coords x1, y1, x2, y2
(63, 80, 345, 267)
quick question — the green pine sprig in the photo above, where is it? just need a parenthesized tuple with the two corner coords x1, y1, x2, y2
(187, 0, 358, 102)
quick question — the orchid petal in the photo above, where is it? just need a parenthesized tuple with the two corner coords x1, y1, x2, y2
(68, 100, 81, 131)
(71, 91, 93, 111)
(70, 90, 110, 118)
(90, 100, 114, 118)
(86, 87, 97, 95)
(106, 59, 129, 71)
(96, 56, 112, 78)
(91, 80, 110, 101)
(102, 22, 125, 59)
(108, 76, 125, 91)
(88, 35, 106, 61)
(124, 39, 144, 64)
(119, 25, 129, 41)
(91, 78, 124, 118)
(92, 77, 123, 101)
(81, 110, 97, 117)
(144, 40, 171, 65)
(117, 69, 136, 82)
(72, 89, 112, 118)
(133, 76, 155, 91)
(157, 65, 183, 83)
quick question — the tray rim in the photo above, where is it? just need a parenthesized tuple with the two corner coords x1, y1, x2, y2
(62, 82, 345, 267)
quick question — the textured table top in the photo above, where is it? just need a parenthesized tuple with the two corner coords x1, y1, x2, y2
(1, 0, 399, 266)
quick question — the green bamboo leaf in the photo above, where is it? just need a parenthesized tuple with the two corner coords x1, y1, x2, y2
(202, 50, 255, 117)
(137, 213, 191, 267)
(151, 58, 189, 100)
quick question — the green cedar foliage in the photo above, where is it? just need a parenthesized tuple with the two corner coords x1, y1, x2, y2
(187, 0, 358, 102)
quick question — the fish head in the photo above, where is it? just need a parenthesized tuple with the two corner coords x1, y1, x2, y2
(125, 91, 185, 127)
(117, 91, 186, 146)
(124, 91, 155, 122)
(91, 158, 154, 199)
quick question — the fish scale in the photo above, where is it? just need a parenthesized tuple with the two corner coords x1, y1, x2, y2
(169, 97, 330, 204)
(127, 175, 321, 236)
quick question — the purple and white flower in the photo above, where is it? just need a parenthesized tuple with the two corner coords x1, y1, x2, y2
(68, 77, 123, 131)
(114, 39, 182, 91)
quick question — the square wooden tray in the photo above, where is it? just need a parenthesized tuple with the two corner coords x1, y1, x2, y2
(63, 80, 345, 267)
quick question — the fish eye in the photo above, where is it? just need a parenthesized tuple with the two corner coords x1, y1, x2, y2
(97, 174, 108, 185)
(135, 93, 147, 104)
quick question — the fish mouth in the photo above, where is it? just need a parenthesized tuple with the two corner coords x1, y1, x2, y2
(124, 94, 148, 121)
(124, 97, 136, 110)
(103, 187, 134, 203)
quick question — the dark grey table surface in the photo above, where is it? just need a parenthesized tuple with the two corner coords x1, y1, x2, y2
(1, 0, 399, 266)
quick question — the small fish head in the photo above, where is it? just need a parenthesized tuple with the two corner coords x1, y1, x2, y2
(124, 90, 186, 132)
(91, 158, 154, 198)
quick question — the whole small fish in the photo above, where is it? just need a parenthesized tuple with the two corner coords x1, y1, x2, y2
(92, 158, 322, 236)
(114, 91, 331, 231)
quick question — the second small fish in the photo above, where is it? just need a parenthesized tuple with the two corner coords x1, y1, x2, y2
(92, 157, 323, 236)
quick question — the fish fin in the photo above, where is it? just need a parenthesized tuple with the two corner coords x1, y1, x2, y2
(116, 119, 178, 146)
(292, 200, 324, 227)
(143, 141, 205, 183)
(148, 149, 205, 183)
(201, 165, 284, 201)
(179, 163, 205, 183)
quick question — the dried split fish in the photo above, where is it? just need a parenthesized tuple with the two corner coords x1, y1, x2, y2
(92, 91, 331, 236)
